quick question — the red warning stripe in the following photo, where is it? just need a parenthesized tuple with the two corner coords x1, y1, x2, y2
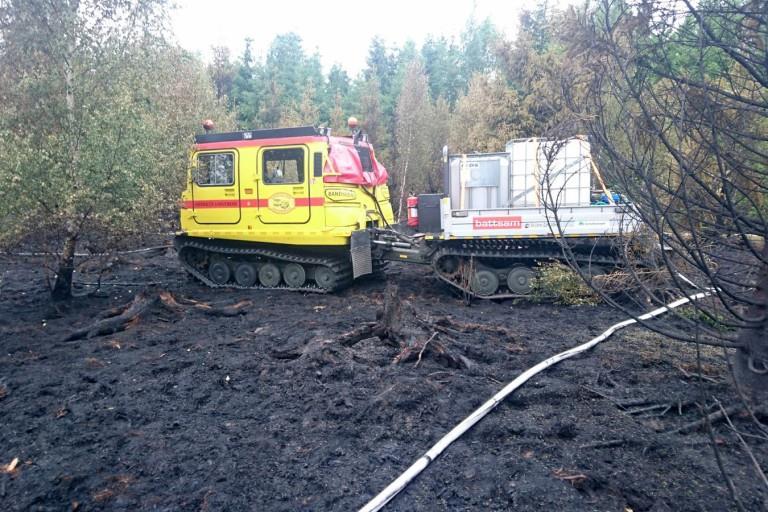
(181, 199, 239, 209)
(181, 197, 325, 209)
(295, 197, 325, 207)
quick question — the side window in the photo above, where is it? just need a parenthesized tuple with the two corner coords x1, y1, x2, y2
(313, 152, 323, 177)
(263, 147, 305, 185)
(195, 153, 234, 186)
(355, 146, 373, 173)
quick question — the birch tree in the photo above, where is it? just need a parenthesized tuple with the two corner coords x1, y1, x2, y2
(0, 0, 231, 299)
(393, 61, 434, 220)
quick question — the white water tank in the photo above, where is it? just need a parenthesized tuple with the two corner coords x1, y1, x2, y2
(448, 137, 594, 210)
(506, 137, 592, 207)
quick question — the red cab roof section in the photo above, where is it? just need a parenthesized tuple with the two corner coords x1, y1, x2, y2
(324, 136, 388, 187)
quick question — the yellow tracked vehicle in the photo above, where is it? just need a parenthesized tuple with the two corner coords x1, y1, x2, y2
(177, 122, 639, 299)
(175, 121, 394, 292)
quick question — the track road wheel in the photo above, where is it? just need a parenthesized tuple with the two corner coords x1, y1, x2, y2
(506, 266, 535, 295)
(471, 270, 499, 296)
(314, 265, 337, 290)
(283, 263, 306, 287)
(234, 262, 257, 287)
(258, 263, 281, 287)
(436, 255, 460, 276)
(208, 260, 231, 285)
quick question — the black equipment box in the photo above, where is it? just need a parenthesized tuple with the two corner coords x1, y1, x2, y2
(417, 194, 443, 233)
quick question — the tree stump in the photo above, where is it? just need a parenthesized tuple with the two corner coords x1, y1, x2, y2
(352, 282, 472, 369)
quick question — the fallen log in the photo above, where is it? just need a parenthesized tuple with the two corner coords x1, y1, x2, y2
(159, 291, 252, 317)
(663, 404, 743, 435)
(336, 322, 378, 346)
(428, 315, 515, 338)
(193, 299, 252, 317)
(63, 292, 158, 342)
(268, 323, 379, 361)
(158, 290, 183, 311)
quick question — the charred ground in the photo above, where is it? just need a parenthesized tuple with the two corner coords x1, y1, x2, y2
(0, 248, 766, 511)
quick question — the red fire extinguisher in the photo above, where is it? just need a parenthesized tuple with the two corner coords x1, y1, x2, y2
(406, 196, 419, 227)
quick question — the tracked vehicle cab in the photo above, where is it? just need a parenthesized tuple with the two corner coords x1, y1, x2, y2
(175, 120, 394, 292)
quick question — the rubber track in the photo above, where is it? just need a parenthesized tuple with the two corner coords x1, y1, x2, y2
(176, 237, 353, 294)
(431, 238, 622, 300)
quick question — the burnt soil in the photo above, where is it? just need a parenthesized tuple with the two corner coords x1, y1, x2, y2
(1, 248, 766, 511)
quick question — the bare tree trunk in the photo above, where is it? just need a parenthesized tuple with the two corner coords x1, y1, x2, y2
(51, 0, 80, 302)
(51, 233, 77, 300)
(64, 0, 78, 126)
(396, 129, 414, 222)
(732, 240, 768, 403)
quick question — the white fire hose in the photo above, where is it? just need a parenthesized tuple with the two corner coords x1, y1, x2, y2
(359, 291, 711, 512)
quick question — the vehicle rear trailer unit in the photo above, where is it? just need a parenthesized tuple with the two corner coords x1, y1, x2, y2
(366, 138, 639, 299)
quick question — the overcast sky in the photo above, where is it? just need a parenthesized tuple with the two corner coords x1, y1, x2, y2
(170, 0, 576, 76)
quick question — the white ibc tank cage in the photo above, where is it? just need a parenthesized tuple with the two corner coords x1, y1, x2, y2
(506, 137, 592, 208)
(447, 137, 595, 211)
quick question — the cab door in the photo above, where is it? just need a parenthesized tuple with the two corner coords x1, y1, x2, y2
(190, 150, 241, 224)
(257, 145, 311, 224)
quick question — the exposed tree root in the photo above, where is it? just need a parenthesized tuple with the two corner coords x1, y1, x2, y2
(321, 283, 477, 368)
(378, 282, 471, 369)
(63, 290, 253, 342)
(270, 283, 479, 369)
(63, 292, 158, 341)
(159, 292, 252, 317)
(427, 315, 516, 338)
(664, 404, 743, 435)
(552, 467, 588, 487)
(579, 439, 628, 449)
(335, 323, 379, 346)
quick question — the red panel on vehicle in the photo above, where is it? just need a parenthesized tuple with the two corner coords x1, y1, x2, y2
(472, 216, 523, 230)
(324, 138, 388, 187)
